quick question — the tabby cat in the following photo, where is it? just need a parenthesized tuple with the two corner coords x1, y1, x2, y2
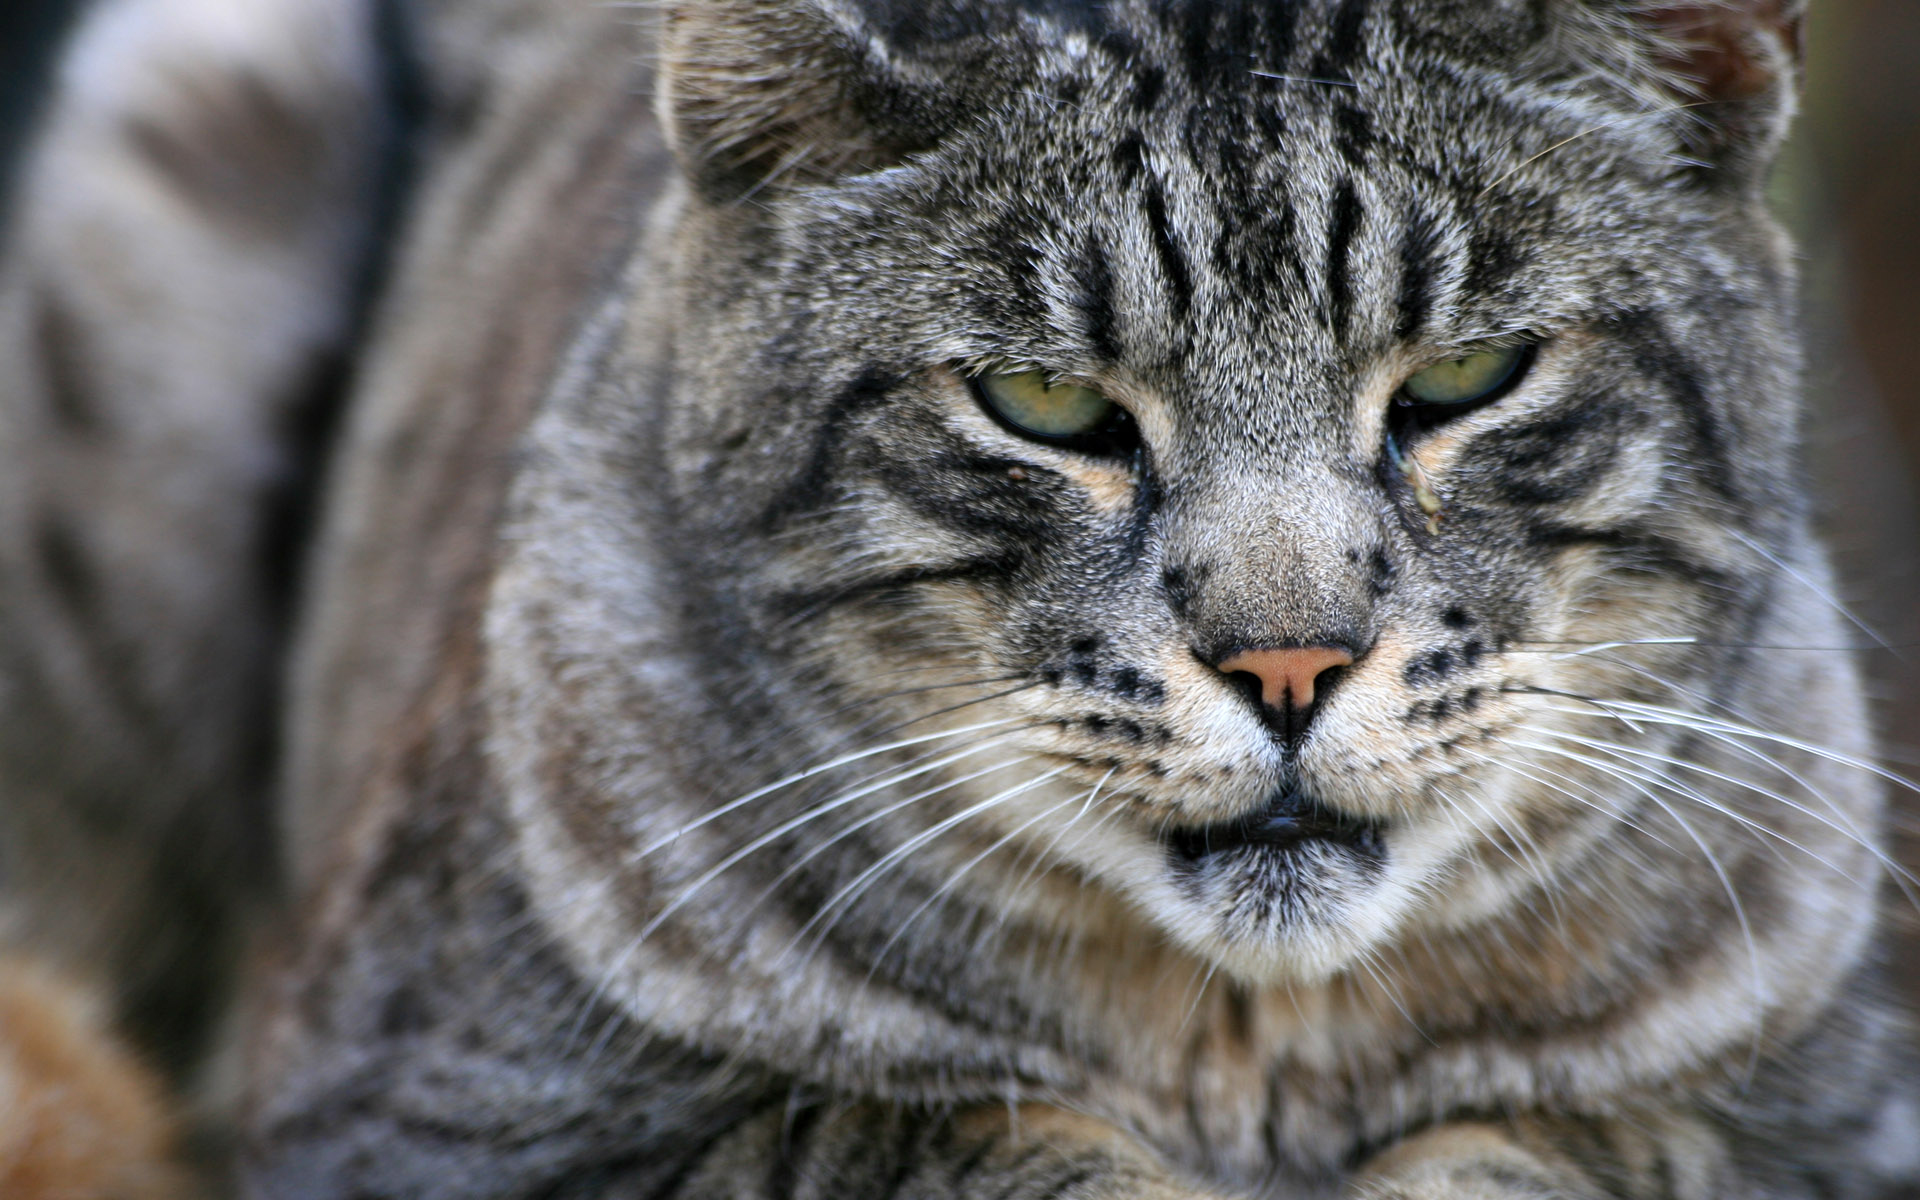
(0, 0, 1916, 1197)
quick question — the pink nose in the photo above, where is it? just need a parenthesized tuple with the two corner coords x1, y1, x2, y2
(1216, 646, 1354, 712)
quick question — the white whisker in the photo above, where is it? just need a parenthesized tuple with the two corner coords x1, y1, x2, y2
(864, 788, 1088, 979)
(1508, 731, 1873, 886)
(1729, 529, 1891, 652)
(565, 753, 1038, 1054)
(634, 741, 1032, 940)
(1503, 734, 1767, 1073)
(1548, 697, 1920, 799)
(635, 716, 1027, 858)
(782, 765, 1073, 965)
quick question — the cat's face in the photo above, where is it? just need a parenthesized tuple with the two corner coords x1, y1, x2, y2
(654, 0, 1804, 983)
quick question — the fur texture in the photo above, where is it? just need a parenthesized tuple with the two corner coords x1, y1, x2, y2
(0, 0, 1916, 1198)
(0, 958, 184, 1199)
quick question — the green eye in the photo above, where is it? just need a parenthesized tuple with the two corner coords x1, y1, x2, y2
(1401, 344, 1530, 408)
(974, 370, 1127, 447)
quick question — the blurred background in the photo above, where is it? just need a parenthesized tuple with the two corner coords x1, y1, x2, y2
(1, 0, 1916, 981)
(0, 0, 74, 202)
(1773, 0, 1920, 997)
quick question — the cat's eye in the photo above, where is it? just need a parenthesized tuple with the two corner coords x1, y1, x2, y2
(971, 369, 1136, 455)
(1398, 344, 1532, 412)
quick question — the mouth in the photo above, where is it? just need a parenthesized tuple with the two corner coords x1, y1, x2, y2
(1163, 788, 1385, 866)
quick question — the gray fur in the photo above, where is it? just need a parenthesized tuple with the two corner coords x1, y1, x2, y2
(0, 0, 1913, 1197)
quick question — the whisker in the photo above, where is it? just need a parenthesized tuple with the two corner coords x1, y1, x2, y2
(635, 715, 1028, 859)
(1560, 654, 1879, 853)
(633, 739, 1033, 940)
(977, 767, 1121, 941)
(864, 788, 1091, 982)
(1552, 727, 1920, 906)
(565, 752, 1041, 1056)
(1457, 746, 1676, 855)
(859, 680, 1048, 743)
(746, 757, 1061, 914)
(1728, 529, 1892, 654)
(1527, 636, 1698, 657)
(1503, 684, 1650, 734)
(1504, 639, 1920, 653)
(1505, 733, 1767, 1077)
(821, 673, 1027, 721)
(1173, 960, 1221, 1040)
(1538, 696, 1920, 805)
(781, 765, 1073, 966)
(710, 667, 1034, 794)
(1476, 99, 1710, 198)
(1348, 947, 1430, 1044)
(1436, 779, 1567, 924)
(1248, 70, 1359, 88)
(1508, 730, 1883, 887)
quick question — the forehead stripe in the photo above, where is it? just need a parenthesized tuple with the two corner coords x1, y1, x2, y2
(1395, 206, 1440, 342)
(1142, 179, 1195, 320)
(1069, 235, 1123, 362)
(1325, 178, 1363, 341)
(1311, 0, 1371, 83)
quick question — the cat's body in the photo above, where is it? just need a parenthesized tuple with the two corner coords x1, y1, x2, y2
(0, 0, 1916, 1197)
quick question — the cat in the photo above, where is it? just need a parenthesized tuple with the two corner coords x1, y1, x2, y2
(1, 0, 1917, 1197)
(0, 957, 184, 1199)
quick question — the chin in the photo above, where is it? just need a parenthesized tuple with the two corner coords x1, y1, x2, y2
(1130, 791, 1404, 985)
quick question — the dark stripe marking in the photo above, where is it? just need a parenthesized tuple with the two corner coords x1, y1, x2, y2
(775, 554, 1029, 617)
(1142, 182, 1194, 317)
(1394, 207, 1441, 341)
(34, 513, 95, 620)
(124, 72, 328, 243)
(1070, 237, 1123, 361)
(1472, 391, 1635, 506)
(877, 449, 1070, 545)
(1613, 309, 1740, 501)
(1178, 0, 1224, 90)
(1326, 179, 1362, 340)
(33, 289, 101, 433)
(1523, 522, 1739, 593)
(1110, 129, 1146, 185)
(1465, 223, 1522, 298)
(981, 212, 1048, 320)
(760, 370, 899, 529)
(1332, 102, 1373, 168)
(1130, 64, 1165, 113)
(1312, 0, 1370, 81)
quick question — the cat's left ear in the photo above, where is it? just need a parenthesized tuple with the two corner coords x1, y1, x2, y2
(1620, 0, 1807, 181)
(657, 0, 949, 203)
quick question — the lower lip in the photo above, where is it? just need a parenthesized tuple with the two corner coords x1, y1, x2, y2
(1163, 791, 1385, 864)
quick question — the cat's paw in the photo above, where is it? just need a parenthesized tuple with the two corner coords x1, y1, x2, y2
(1350, 1126, 1588, 1200)
(1352, 1180, 1570, 1200)
(1070, 1184, 1239, 1200)
(0, 959, 187, 1200)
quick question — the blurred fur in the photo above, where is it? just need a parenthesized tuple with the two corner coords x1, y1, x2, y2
(0, 0, 1916, 1197)
(0, 959, 183, 1200)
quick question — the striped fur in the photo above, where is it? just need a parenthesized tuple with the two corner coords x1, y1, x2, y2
(0, 0, 1914, 1197)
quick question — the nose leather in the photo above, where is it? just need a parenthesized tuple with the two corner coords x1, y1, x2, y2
(1216, 646, 1354, 712)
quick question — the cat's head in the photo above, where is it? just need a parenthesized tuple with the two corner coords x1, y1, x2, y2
(614, 0, 1837, 986)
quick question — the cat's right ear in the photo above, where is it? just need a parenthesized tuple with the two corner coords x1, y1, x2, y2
(658, 0, 944, 203)
(1611, 0, 1808, 183)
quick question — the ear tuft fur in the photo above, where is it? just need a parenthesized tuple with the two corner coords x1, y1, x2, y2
(1637, 0, 1803, 102)
(1620, 0, 1806, 179)
(659, 0, 934, 202)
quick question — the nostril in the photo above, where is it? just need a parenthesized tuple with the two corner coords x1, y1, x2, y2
(1226, 670, 1265, 709)
(1313, 658, 1350, 697)
(1216, 646, 1355, 712)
